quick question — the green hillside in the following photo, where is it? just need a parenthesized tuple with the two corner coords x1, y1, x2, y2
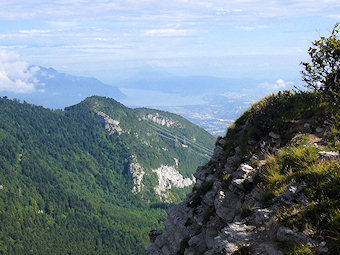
(0, 96, 215, 254)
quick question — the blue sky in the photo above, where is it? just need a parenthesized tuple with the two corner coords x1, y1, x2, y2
(0, 0, 339, 90)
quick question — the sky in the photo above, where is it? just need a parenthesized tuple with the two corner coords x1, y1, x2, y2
(0, 0, 339, 90)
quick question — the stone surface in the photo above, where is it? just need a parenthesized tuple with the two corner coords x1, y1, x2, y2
(231, 178, 246, 190)
(95, 111, 123, 135)
(250, 209, 272, 226)
(224, 153, 241, 172)
(128, 159, 145, 194)
(146, 120, 331, 255)
(142, 112, 182, 128)
(316, 127, 323, 133)
(319, 151, 340, 160)
(214, 190, 241, 223)
(194, 166, 210, 182)
(232, 164, 254, 179)
(153, 165, 194, 201)
(276, 226, 309, 244)
(145, 243, 161, 255)
(303, 123, 310, 129)
(318, 241, 328, 253)
(273, 182, 306, 204)
(202, 190, 216, 206)
(218, 138, 226, 147)
(255, 243, 284, 255)
(211, 145, 224, 163)
(212, 222, 254, 254)
(149, 230, 163, 242)
(269, 131, 280, 139)
(248, 139, 257, 145)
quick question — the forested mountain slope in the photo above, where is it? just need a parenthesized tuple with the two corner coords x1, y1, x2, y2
(0, 96, 214, 254)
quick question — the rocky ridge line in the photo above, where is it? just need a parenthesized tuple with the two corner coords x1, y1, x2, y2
(146, 120, 338, 254)
(142, 113, 183, 128)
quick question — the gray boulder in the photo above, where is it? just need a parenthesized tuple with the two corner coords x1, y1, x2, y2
(211, 145, 224, 163)
(277, 226, 309, 244)
(232, 164, 254, 179)
(212, 222, 254, 254)
(149, 229, 163, 242)
(214, 190, 241, 223)
(269, 131, 280, 139)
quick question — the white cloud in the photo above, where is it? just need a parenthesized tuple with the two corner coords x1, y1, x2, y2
(0, 1, 338, 23)
(144, 28, 193, 36)
(0, 0, 338, 80)
(220, 92, 247, 99)
(260, 79, 294, 90)
(93, 37, 107, 41)
(19, 29, 51, 34)
(239, 26, 257, 30)
(0, 50, 40, 93)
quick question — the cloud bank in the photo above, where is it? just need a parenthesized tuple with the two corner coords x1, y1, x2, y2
(260, 79, 294, 91)
(0, 0, 338, 81)
(0, 50, 40, 93)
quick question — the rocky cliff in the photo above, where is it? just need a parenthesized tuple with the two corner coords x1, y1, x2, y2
(147, 91, 339, 254)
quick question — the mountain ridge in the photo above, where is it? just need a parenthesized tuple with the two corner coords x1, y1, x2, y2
(146, 91, 340, 254)
(0, 95, 215, 254)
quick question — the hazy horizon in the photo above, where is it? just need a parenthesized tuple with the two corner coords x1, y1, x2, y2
(1, 1, 339, 94)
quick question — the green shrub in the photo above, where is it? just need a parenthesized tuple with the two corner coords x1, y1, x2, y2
(260, 190, 276, 207)
(288, 244, 312, 255)
(301, 23, 339, 106)
(278, 146, 319, 173)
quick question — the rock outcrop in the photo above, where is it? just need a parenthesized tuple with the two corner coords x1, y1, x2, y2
(142, 113, 182, 128)
(147, 113, 338, 254)
(128, 157, 145, 194)
(153, 165, 194, 202)
(95, 110, 123, 135)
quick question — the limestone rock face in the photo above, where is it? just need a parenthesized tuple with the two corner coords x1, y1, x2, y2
(153, 165, 194, 201)
(95, 111, 123, 135)
(128, 159, 145, 194)
(142, 113, 182, 128)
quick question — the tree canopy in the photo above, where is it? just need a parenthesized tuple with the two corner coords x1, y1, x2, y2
(301, 23, 339, 104)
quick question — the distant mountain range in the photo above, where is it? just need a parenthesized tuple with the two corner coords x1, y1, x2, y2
(0, 66, 126, 109)
(0, 66, 276, 136)
(118, 71, 261, 96)
(117, 71, 265, 136)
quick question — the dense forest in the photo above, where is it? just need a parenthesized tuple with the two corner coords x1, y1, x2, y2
(0, 96, 215, 254)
